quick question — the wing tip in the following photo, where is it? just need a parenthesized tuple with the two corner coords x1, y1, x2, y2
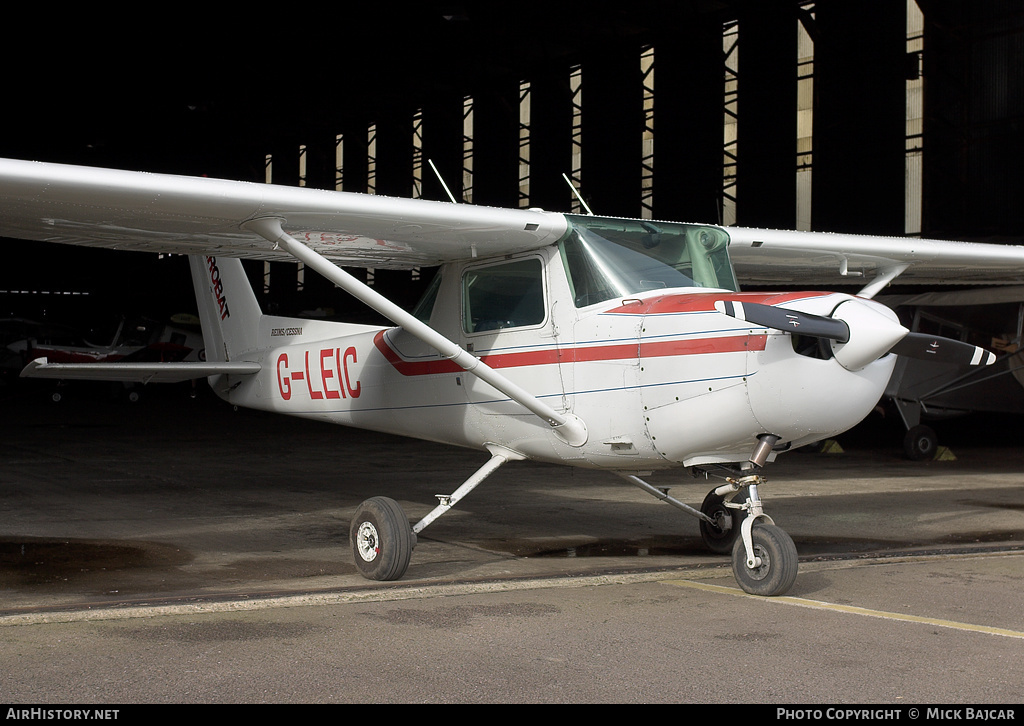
(20, 357, 50, 378)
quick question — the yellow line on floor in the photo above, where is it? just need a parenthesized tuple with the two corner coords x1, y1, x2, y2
(662, 579, 1024, 640)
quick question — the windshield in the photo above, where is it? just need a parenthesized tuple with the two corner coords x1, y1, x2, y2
(412, 268, 443, 324)
(559, 215, 738, 308)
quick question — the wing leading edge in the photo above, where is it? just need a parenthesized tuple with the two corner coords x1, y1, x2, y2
(727, 227, 1024, 292)
(4, 157, 1024, 290)
(0, 158, 568, 268)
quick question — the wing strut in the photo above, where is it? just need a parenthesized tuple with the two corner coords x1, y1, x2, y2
(412, 444, 525, 534)
(243, 217, 588, 447)
(858, 263, 910, 299)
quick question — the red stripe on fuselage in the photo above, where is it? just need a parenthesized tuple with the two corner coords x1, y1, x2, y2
(602, 290, 835, 315)
(372, 332, 465, 376)
(639, 334, 766, 358)
(373, 330, 767, 377)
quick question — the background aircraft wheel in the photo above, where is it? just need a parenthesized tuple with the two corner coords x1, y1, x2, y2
(903, 424, 938, 461)
(699, 489, 747, 554)
(731, 523, 798, 597)
(350, 496, 416, 581)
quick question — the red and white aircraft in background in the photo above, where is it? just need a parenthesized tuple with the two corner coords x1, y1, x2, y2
(2, 157, 1020, 596)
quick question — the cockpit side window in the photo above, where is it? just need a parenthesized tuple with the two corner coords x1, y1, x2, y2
(462, 258, 545, 334)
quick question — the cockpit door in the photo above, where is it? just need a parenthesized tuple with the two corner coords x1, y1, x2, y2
(458, 249, 574, 417)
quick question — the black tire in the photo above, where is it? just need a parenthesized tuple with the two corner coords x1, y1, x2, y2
(731, 523, 799, 596)
(699, 489, 748, 554)
(350, 496, 416, 581)
(904, 425, 938, 461)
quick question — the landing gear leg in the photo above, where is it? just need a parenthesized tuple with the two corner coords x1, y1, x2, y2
(709, 435, 798, 595)
(349, 445, 523, 581)
(691, 470, 798, 596)
(893, 398, 938, 460)
(729, 480, 798, 596)
(632, 434, 798, 596)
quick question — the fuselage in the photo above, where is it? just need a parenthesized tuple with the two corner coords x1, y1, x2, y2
(216, 238, 896, 472)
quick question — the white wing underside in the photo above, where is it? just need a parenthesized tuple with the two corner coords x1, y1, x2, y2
(3, 158, 1024, 287)
(727, 227, 1024, 287)
(0, 158, 568, 268)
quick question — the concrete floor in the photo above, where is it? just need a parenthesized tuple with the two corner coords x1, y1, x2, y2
(1, 382, 1023, 703)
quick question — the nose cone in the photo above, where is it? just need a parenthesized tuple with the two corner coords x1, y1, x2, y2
(829, 299, 908, 371)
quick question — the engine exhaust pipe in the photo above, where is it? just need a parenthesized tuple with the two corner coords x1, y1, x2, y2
(749, 434, 781, 468)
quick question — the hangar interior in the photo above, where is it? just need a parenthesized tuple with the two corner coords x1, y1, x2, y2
(1, 0, 1022, 339)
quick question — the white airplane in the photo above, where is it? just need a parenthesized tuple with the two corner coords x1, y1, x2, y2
(2, 157, 1022, 596)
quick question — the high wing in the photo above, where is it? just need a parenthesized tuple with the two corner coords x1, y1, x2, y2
(0, 158, 567, 267)
(728, 227, 1024, 297)
(5, 158, 1024, 293)
(0, 158, 588, 444)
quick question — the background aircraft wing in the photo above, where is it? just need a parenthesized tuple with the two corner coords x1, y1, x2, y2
(727, 227, 1024, 293)
(0, 158, 567, 268)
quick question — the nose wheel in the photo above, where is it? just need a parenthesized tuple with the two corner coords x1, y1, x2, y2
(705, 475, 799, 597)
(625, 464, 800, 596)
(732, 522, 798, 596)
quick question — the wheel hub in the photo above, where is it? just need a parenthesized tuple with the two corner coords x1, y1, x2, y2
(355, 521, 380, 562)
(743, 545, 770, 581)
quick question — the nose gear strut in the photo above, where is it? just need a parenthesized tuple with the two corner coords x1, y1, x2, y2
(622, 433, 799, 596)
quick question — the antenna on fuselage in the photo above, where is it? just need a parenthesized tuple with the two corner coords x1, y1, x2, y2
(562, 173, 594, 215)
(428, 159, 459, 204)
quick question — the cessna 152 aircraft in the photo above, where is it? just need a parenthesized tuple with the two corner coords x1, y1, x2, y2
(2, 157, 1022, 596)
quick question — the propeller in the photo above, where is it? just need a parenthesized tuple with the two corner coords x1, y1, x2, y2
(714, 300, 850, 343)
(889, 333, 996, 366)
(715, 299, 996, 370)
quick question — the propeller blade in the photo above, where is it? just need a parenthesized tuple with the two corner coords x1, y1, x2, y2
(715, 300, 850, 343)
(889, 333, 996, 366)
(716, 299, 994, 369)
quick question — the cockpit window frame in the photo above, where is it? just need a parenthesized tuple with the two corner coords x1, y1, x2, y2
(558, 214, 738, 309)
(461, 255, 548, 336)
(411, 267, 443, 325)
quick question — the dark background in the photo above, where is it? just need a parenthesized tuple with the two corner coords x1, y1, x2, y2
(1, 1, 1021, 340)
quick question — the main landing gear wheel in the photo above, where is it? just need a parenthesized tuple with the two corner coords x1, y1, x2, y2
(350, 496, 416, 581)
(699, 488, 748, 554)
(903, 424, 938, 461)
(731, 523, 798, 597)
